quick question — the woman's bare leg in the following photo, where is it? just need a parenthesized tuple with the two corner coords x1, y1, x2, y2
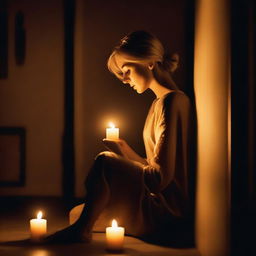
(45, 153, 111, 243)
(75, 152, 111, 233)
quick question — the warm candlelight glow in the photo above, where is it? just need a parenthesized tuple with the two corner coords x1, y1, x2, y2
(109, 122, 115, 128)
(112, 219, 117, 228)
(106, 122, 119, 140)
(37, 211, 42, 219)
(30, 210, 47, 241)
(106, 219, 125, 251)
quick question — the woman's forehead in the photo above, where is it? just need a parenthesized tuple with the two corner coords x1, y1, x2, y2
(108, 52, 147, 79)
(113, 53, 137, 69)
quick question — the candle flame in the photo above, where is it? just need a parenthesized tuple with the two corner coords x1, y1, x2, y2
(108, 122, 115, 128)
(37, 211, 43, 219)
(112, 219, 118, 228)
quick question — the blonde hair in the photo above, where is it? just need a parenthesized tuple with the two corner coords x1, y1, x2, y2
(107, 31, 179, 89)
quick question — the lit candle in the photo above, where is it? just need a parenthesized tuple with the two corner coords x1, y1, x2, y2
(30, 211, 47, 241)
(106, 219, 125, 251)
(106, 122, 119, 140)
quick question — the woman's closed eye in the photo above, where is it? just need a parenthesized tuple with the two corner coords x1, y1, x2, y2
(122, 69, 130, 80)
(122, 69, 130, 84)
(116, 71, 124, 81)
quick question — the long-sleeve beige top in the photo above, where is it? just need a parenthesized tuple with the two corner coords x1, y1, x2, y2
(143, 90, 194, 217)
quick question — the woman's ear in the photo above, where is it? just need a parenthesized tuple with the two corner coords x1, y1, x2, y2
(148, 62, 154, 70)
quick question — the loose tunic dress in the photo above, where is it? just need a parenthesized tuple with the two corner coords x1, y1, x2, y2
(90, 90, 195, 246)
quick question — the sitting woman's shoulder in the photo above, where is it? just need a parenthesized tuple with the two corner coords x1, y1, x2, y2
(161, 90, 190, 107)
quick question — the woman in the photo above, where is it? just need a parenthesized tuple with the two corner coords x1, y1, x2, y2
(46, 30, 196, 247)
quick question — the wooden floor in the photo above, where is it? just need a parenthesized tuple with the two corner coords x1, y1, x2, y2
(0, 197, 200, 256)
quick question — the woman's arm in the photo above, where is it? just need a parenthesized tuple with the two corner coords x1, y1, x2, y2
(144, 92, 191, 192)
(102, 138, 148, 165)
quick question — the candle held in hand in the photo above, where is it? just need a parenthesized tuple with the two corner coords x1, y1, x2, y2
(30, 211, 47, 241)
(106, 219, 125, 251)
(106, 122, 119, 140)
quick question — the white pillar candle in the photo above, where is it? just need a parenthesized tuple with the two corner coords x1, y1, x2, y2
(106, 122, 119, 140)
(106, 219, 125, 251)
(30, 211, 47, 241)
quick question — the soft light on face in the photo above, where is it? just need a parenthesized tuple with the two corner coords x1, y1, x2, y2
(111, 53, 154, 94)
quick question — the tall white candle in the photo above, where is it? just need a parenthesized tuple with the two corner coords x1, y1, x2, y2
(30, 211, 47, 241)
(106, 122, 119, 140)
(106, 219, 125, 251)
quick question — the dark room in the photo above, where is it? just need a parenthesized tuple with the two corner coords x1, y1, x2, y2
(0, 0, 255, 256)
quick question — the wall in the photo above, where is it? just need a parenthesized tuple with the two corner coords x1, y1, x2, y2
(0, 0, 64, 196)
(194, 0, 230, 255)
(0, 0, 193, 200)
(74, 0, 192, 197)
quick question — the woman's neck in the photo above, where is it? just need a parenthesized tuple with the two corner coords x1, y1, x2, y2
(149, 80, 173, 98)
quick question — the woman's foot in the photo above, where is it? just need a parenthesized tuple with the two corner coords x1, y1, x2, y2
(43, 224, 92, 244)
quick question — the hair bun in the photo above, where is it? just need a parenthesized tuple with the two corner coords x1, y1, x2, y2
(163, 53, 179, 73)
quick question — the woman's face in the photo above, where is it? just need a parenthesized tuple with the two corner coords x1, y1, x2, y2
(113, 53, 154, 94)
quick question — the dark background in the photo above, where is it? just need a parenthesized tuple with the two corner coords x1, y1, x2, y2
(0, 0, 194, 198)
(0, 0, 255, 255)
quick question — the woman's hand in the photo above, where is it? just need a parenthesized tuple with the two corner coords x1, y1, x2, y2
(102, 139, 124, 156)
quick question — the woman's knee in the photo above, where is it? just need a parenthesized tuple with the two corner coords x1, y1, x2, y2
(85, 152, 113, 190)
(95, 151, 117, 164)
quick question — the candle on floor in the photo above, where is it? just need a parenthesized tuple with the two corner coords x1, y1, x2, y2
(106, 219, 125, 251)
(30, 211, 47, 241)
(106, 122, 119, 140)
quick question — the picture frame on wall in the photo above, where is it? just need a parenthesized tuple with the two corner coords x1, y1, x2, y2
(0, 127, 26, 186)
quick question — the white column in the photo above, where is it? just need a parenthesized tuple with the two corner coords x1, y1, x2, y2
(194, 0, 230, 255)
